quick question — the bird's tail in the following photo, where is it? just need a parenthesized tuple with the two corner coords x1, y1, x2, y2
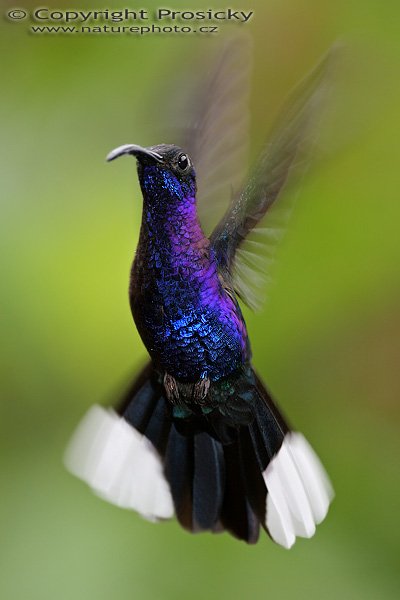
(65, 364, 333, 548)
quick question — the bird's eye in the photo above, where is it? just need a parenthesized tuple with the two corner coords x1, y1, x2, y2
(177, 153, 189, 171)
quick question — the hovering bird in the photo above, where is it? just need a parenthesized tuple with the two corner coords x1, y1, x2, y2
(66, 41, 334, 548)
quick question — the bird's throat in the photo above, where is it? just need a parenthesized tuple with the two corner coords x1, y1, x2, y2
(138, 194, 210, 273)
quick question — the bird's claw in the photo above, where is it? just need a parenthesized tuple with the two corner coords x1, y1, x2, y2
(164, 373, 180, 404)
(193, 375, 210, 403)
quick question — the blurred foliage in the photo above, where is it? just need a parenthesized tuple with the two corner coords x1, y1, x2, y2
(1, 0, 399, 599)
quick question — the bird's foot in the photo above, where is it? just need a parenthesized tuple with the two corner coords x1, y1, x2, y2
(163, 373, 180, 404)
(193, 374, 211, 404)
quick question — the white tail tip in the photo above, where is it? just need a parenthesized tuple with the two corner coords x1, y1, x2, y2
(264, 432, 334, 548)
(64, 405, 174, 521)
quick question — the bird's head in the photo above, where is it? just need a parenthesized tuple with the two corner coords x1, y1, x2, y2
(107, 143, 197, 211)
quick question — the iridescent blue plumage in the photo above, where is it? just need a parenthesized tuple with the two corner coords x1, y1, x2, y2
(129, 149, 249, 385)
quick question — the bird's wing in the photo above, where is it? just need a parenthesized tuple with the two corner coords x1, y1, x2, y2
(181, 37, 252, 235)
(210, 49, 335, 310)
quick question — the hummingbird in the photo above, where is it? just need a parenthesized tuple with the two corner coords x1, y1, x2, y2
(66, 43, 334, 548)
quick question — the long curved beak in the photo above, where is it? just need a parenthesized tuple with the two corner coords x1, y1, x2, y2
(106, 144, 163, 163)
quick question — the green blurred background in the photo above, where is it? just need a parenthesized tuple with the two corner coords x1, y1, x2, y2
(1, 0, 399, 598)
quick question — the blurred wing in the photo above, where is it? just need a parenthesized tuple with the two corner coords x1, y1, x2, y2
(182, 37, 252, 235)
(210, 47, 336, 310)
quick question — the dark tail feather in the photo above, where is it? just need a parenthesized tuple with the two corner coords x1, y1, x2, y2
(248, 377, 289, 472)
(65, 365, 333, 546)
(238, 428, 268, 531)
(118, 365, 172, 457)
(220, 440, 260, 544)
(192, 432, 225, 531)
(118, 364, 160, 433)
(164, 423, 225, 533)
(164, 422, 194, 530)
(142, 395, 172, 456)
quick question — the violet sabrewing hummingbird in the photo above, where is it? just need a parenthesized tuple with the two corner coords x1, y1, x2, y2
(65, 45, 335, 547)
